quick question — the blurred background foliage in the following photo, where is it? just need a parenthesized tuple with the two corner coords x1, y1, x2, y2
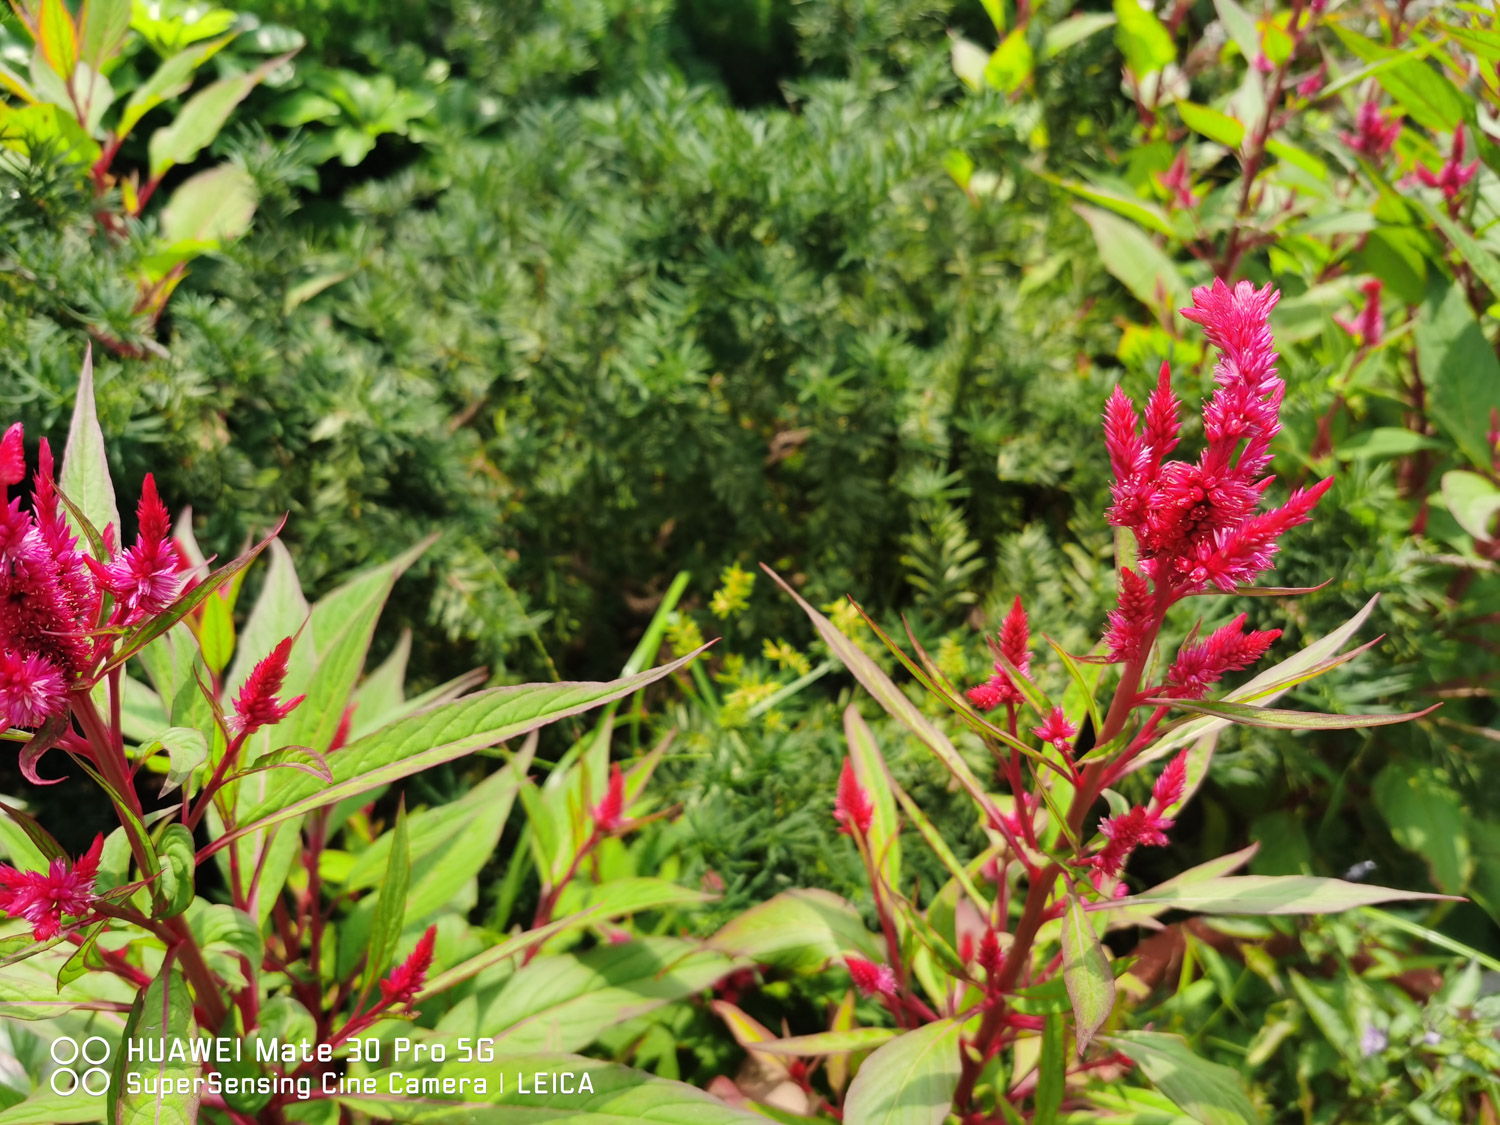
(4, 0, 1500, 1114)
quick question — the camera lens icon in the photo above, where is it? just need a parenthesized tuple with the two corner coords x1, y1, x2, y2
(49, 1036, 111, 1096)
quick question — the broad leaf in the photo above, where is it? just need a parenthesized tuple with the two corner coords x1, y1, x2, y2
(154, 824, 196, 918)
(1062, 893, 1114, 1053)
(159, 164, 258, 247)
(1417, 278, 1500, 470)
(710, 888, 882, 972)
(1372, 764, 1472, 894)
(59, 349, 118, 553)
(1112, 0, 1174, 75)
(1100, 874, 1454, 915)
(755, 1028, 899, 1057)
(147, 52, 294, 178)
(1104, 1031, 1260, 1125)
(842, 1019, 963, 1125)
(1075, 204, 1190, 320)
(109, 964, 200, 1125)
(1151, 697, 1438, 730)
(360, 798, 409, 1001)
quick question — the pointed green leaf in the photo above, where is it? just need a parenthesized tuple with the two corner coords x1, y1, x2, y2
(359, 798, 409, 1001)
(710, 888, 882, 973)
(843, 1019, 963, 1125)
(1062, 893, 1114, 1053)
(1034, 1013, 1065, 1125)
(1103, 1031, 1260, 1125)
(109, 964, 200, 1125)
(59, 349, 118, 552)
(147, 51, 294, 178)
(154, 824, 196, 918)
(1151, 697, 1438, 730)
(1100, 874, 1454, 915)
(755, 1028, 900, 1057)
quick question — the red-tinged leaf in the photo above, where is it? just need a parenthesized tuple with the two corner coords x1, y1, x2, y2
(1062, 893, 1114, 1054)
(1224, 578, 1334, 596)
(223, 745, 333, 785)
(1095, 874, 1458, 916)
(103, 516, 287, 672)
(37, 0, 79, 80)
(17, 714, 71, 787)
(1149, 697, 1439, 730)
(753, 1027, 899, 1057)
(1230, 634, 1385, 705)
(0, 794, 67, 862)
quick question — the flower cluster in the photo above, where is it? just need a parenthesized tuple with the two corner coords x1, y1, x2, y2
(1076, 750, 1188, 877)
(966, 597, 1031, 711)
(1, 426, 101, 728)
(834, 758, 874, 836)
(1414, 125, 1479, 202)
(1340, 100, 1402, 161)
(1336, 278, 1385, 349)
(1102, 281, 1331, 660)
(87, 475, 182, 625)
(0, 835, 103, 940)
(232, 636, 306, 737)
(378, 925, 437, 1007)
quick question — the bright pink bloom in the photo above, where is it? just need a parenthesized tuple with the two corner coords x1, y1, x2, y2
(846, 956, 897, 998)
(379, 924, 436, 1007)
(1297, 64, 1325, 99)
(1336, 279, 1384, 348)
(834, 757, 874, 836)
(1033, 707, 1077, 751)
(1415, 125, 1480, 201)
(1155, 150, 1198, 210)
(0, 834, 103, 940)
(1341, 101, 1401, 161)
(0, 424, 23, 487)
(1252, 51, 1274, 74)
(977, 928, 1004, 975)
(1164, 613, 1280, 699)
(231, 636, 306, 736)
(0, 431, 100, 726)
(1152, 749, 1189, 812)
(88, 475, 182, 624)
(1103, 282, 1330, 625)
(1081, 804, 1174, 877)
(592, 763, 627, 833)
(967, 597, 1032, 710)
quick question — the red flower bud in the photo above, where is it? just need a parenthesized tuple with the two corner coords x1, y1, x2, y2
(833, 757, 874, 836)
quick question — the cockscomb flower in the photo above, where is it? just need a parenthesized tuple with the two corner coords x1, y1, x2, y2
(846, 956, 898, 998)
(592, 763, 627, 833)
(1152, 749, 1189, 813)
(1155, 150, 1198, 210)
(1076, 750, 1190, 877)
(1296, 64, 1325, 99)
(833, 757, 874, 836)
(1033, 707, 1077, 752)
(1415, 125, 1480, 201)
(231, 636, 306, 737)
(1163, 614, 1281, 699)
(967, 597, 1032, 711)
(1, 430, 100, 728)
(1341, 100, 1401, 161)
(977, 928, 1004, 976)
(0, 834, 103, 940)
(1101, 282, 1331, 662)
(378, 924, 437, 1007)
(87, 475, 182, 625)
(1336, 279, 1384, 348)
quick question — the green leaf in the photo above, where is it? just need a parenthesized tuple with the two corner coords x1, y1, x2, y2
(117, 36, 234, 139)
(1062, 893, 1114, 1053)
(147, 52, 293, 179)
(1112, 0, 1175, 76)
(950, 35, 989, 91)
(1441, 470, 1500, 541)
(1074, 204, 1189, 320)
(1211, 0, 1260, 63)
(216, 647, 707, 853)
(1371, 764, 1472, 894)
(79, 0, 132, 70)
(1335, 427, 1445, 462)
(985, 28, 1033, 94)
(1041, 13, 1116, 59)
(1104, 1031, 1261, 1125)
(1101, 874, 1454, 915)
(0, 1092, 110, 1124)
(109, 964, 200, 1125)
(1421, 201, 1500, 299)
(58, 348, 118, 554)
(1151, 697, 1437, 730)
(333, 1054, 761, 1123)
(842, 1019, 963, 1125)
(159, 164, 258, 247)
(37, 0, 79, 80)
(709, 888, 882, 973)
(441, 937, 740, 1047)
(57, 920, 106, 987)
(1417, 279, 1500, 469)
(843, 707, 901, 894)
(360, 797, 409, 1001)
(1043, 175, 1174, 236)
(224, 538, 309, 700)
(154, 824, 196, 918)
(1178, 101, 1245, 148)
(1330, 27, 1465, 132)
(1034, 1014, 1064, 1125)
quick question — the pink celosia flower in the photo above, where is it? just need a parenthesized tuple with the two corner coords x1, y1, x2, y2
(833, 757, 874, 836)
(1296, 64, 1325, 99)
(846, 956, 897, 998)
(0, 431, 100, 727)
(1033, 707, 1077, 751)
(231, 636, 306, 736)
(1341, 101, 1402, 161)
(379, 924, 436, 1007)
(88, 475, 182, 624)
(592, 763, 627, 833)
(1102, 282, 1331, 661)
(1164, 613, 1281, 699)
(1076, 749, 1190, 876)
(0, 834, 103, 940)
(1335, 279, 1384, 348)
(0, 424, 23, 487)
(977, 928, 1004, 975)
(1252, 52, 1274, 74)
(967, 597, 1032, 711)
(1415, 125, 1480, 201)
(1155, 150, 1198, 210)
(1152, 749, 1189, 811)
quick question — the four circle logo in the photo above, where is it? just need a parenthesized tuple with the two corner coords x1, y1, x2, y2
(50, 1036, 111, 1096)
